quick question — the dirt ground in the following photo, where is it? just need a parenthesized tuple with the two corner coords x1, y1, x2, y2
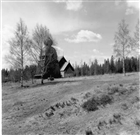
(2, 73, 140, 135)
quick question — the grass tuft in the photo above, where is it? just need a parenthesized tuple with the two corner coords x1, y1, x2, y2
(108, 86, 119, 95)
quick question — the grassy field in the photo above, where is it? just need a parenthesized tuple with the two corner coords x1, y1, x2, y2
(2, 73, 140, 135)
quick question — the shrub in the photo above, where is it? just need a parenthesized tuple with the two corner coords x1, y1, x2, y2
(135, 119, 140, 127)
(71, 97, 78, 102)
(82, 94, 113, 112)
(85, 130, 93, 135)
(99, 94, 113, 106)
(82, 97, 99, 112)
(83, 92, 91, 99)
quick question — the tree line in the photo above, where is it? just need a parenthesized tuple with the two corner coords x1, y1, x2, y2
(2, 56, 139, 83)
(74, 56, 139, 77)
(2, 65, 37, 83)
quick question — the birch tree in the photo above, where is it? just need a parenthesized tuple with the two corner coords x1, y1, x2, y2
(28, 24, 54, 64)
(131, 20, 139, 56)
(134, 20, 139, 49)
(113, 19, 131, 76)
(5, 18, 30, 87)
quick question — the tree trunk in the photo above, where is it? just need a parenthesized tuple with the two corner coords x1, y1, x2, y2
(21, 39, 24, 87)
(21, 68, 23, 87)
(122, 57, 125, 76)
(122, 45, 126, 76)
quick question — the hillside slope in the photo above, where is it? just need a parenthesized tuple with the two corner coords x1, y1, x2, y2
(2, 73, 140, 135)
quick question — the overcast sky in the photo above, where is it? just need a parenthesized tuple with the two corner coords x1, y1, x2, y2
(2, 0, 139, 69)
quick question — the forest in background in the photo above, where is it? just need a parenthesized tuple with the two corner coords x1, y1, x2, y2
(2, 56, 139, 83)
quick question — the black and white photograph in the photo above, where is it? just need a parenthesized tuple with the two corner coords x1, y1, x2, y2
(1, 0, 140, 134)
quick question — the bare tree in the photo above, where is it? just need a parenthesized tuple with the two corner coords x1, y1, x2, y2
(134, 20, 139, 48)
(113, 19, 131, 76)
(28, 24, 55, 64)
(5, 18, 30, 87)
(28, 24, 60, 84)
(131, 20, 139, 56)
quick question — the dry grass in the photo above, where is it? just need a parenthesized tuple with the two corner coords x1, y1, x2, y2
(2, 72, 139, 135)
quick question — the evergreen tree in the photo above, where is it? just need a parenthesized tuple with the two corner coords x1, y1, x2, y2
(93, 59, 98, 75)
(110, 55, 115, 73)
(90, 62, 94, 75)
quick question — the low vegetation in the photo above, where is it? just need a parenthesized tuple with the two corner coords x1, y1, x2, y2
(82, 94, 113, 112)
(82, 85, 133, 112)
(85, 130, 93, 135)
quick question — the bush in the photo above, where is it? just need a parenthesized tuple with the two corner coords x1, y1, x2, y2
(83, 92, 91, 99)
(82, 94, 113, 112)
(99, 94, 113, 106)
(82, 97, 99, 112)
(85, 130, 93, 135)
(135, 119, 140, 127)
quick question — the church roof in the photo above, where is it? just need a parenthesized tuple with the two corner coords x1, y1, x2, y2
(60, 62, 69, 71)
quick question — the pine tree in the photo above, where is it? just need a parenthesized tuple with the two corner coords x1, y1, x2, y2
(110, 55, 115, 73)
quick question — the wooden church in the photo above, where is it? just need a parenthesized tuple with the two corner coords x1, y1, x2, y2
(58, 56, 74, 78)
(35, 55, 74, 79)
